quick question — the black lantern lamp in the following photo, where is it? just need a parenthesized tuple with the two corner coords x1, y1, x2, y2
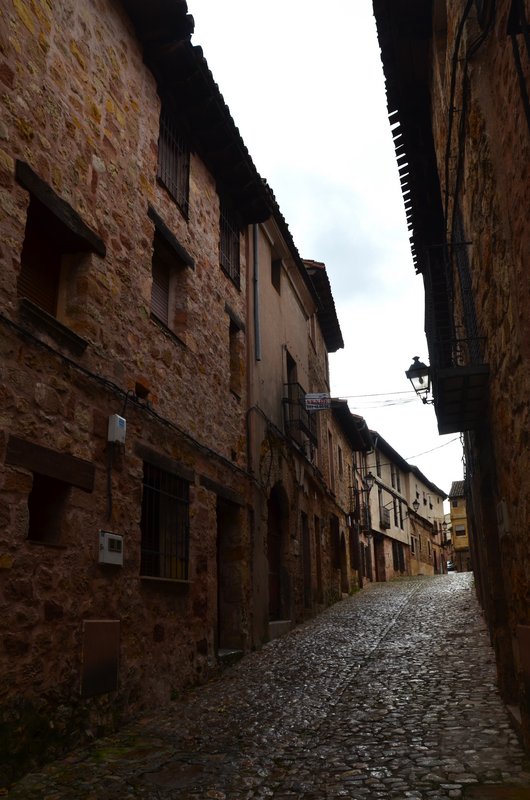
(406, 356, 432, 404)
(363, 472, 376, 492)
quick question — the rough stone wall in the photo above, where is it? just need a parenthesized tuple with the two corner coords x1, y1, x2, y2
(0, 0, 252, 782)
(429, 0, 530, 743)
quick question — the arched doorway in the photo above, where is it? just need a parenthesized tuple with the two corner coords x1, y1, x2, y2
(267, 483, 289, 620)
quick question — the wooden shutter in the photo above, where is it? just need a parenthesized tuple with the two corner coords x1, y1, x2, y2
(151, 253, 170, 325)
(18, 202, 61, 315)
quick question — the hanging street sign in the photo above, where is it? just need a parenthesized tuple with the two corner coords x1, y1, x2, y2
(304, 392, 331, 411)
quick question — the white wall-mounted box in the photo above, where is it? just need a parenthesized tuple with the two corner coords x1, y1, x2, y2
(98, 530, 124, 566)
(107, 414, 126, 444)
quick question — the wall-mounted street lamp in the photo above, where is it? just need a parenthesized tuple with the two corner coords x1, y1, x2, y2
(404, 498, 420, 520)
(363, 472, 376, 492)
(405, 356, 433, 404)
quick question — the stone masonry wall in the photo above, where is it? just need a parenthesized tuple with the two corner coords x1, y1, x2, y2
(429, 0, 530, 743)
(0, 0, 252, 782)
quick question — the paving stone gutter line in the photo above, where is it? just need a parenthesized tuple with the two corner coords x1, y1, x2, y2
(6, 574, 530, 799)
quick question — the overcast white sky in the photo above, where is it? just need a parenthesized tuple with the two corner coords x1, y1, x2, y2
(191, 0, 464, 496)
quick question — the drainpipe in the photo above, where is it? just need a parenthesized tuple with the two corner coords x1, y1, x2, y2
(253, 223, 261, 361)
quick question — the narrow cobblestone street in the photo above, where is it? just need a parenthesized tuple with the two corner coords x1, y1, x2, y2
(8, 574, 530, 799)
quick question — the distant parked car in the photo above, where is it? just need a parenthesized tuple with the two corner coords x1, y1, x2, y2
(446, 560, 456, 572)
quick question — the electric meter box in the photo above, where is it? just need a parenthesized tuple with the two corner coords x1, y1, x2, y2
(107, 414, 126, 444)
(98, 530, 124, 566)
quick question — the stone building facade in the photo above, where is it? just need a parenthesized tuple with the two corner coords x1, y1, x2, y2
(373, 0, 530, 746)
(449, 480, 471, 572)
(0, 0, 382, 783)
(0, 0, 272, 781)
(366, 433, 447, 581)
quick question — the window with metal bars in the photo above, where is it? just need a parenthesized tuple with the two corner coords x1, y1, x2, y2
(157, 106, 190, 217)
(140, 462, 190, 580)
(452, 209, 482, 363)
(219, 201, 241, 287)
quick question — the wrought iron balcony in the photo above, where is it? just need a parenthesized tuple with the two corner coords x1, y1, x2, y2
(431, 336, 489, 435)
(283, 382, 317, 446)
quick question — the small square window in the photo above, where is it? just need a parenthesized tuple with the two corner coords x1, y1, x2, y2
(27, 473, 70, 544)
(15, 162, 105, 350)
(17, 197, 93, 326)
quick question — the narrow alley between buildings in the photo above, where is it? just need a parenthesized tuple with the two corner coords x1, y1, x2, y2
(8, 574, 530, 800)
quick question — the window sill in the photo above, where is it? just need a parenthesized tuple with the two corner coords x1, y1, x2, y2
(150, 313, 188, 349)
(220, 265, 241, 291)
(140, 575, 193, 585)
(19, 298, 88, 356)
(156, 177, 189, 221)
(27, 538, 67, 549)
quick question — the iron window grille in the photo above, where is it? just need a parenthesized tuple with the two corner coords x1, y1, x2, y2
(140, 462, 190, 580)
(157, 106, 190, 217)
(220, 202, 241, 287)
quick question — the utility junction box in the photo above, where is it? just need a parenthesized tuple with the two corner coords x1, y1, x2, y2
(98, 530, 124, 566)
(108, 414, 126, 444)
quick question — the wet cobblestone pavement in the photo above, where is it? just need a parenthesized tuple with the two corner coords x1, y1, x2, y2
(7, 574, 530, 799)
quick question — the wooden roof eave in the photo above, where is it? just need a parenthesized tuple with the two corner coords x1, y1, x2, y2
(122, 6, 271, 223)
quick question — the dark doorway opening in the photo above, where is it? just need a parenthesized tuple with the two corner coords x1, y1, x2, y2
(216, 497, 244, 653)
(267, 483, 290, 621)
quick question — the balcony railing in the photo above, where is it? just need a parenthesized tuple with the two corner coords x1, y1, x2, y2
(283, 382, 317, 446)
(429, 337, 489, 435)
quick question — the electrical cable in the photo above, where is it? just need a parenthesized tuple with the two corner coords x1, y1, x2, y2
(0, 311, 253, 483)
(337, 390, 415, 398)
(405, 437, 461, 460)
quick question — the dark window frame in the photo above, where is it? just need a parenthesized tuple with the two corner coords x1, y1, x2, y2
(271, 258, 282, 294)
(219, 201, 241, 288)
(151, 236, 172, 326)
(15, 161, 105, 329)
(157, 105, 190, 218)
(27, 472, 71, 544)
(140, 462, 190, 581)
(148, 210, 193, 339)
